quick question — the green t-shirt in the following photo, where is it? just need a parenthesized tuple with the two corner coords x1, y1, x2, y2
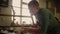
(35, 8, 59, 33)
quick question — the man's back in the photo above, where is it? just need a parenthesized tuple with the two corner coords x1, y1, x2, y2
(35, 8, 60, 34)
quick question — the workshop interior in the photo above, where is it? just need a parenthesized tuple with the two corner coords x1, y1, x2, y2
(0, 0, 60, 34)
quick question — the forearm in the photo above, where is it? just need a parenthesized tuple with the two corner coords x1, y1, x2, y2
(42, 13, 49, 34)
(41, 21, 49, 34)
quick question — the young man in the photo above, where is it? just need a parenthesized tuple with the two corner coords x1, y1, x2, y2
(28, 0, 60, 34)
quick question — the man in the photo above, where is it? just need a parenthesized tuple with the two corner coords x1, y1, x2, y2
(28, 0, 60, 34)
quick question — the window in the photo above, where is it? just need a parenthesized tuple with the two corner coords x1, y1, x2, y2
(12, 0, 36, 25)
(23, 0, 31, 3)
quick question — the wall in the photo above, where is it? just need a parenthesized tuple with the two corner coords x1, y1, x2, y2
(56, 13, 60, 21)
(39, 0, 60, 22)
(0, 0, 12, 26)
(39, 0, 46, 8)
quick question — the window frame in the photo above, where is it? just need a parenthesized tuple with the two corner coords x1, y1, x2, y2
(12, 0, 34, 26)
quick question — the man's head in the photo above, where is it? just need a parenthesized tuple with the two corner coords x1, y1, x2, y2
(28, 0, 39, 15)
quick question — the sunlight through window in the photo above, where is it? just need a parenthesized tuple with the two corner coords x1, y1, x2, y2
(12, 0, 20, 24)
(23, 0, 31, 3)
(12, 0, 36, 25)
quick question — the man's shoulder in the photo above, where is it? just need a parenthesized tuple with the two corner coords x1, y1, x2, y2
(40, 8, 46, 10)
(40, 8, 50, 14)
(40, 8, 49, 12)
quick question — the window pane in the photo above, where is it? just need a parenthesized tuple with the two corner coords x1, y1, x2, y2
(32, 15, 37, 24)
(14, 17, 20, 25)
(13, 7, 20, 15)
(12, 0, 21, 7)
(22, 17, 33, 25)
(22, 9, 31, 16)
(22, 4, 28, 8)
(23, 0, 31, 3)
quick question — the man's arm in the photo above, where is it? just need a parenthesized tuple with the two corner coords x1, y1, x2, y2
(41, 9, 49, 34)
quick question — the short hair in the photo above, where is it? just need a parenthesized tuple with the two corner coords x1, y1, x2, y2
(28, 0, 39, 7)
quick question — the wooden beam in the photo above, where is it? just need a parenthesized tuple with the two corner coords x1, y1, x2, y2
(0, 14, 31, 17)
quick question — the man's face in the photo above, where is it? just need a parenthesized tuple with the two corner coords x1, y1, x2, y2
(28, 6, 39, 15)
